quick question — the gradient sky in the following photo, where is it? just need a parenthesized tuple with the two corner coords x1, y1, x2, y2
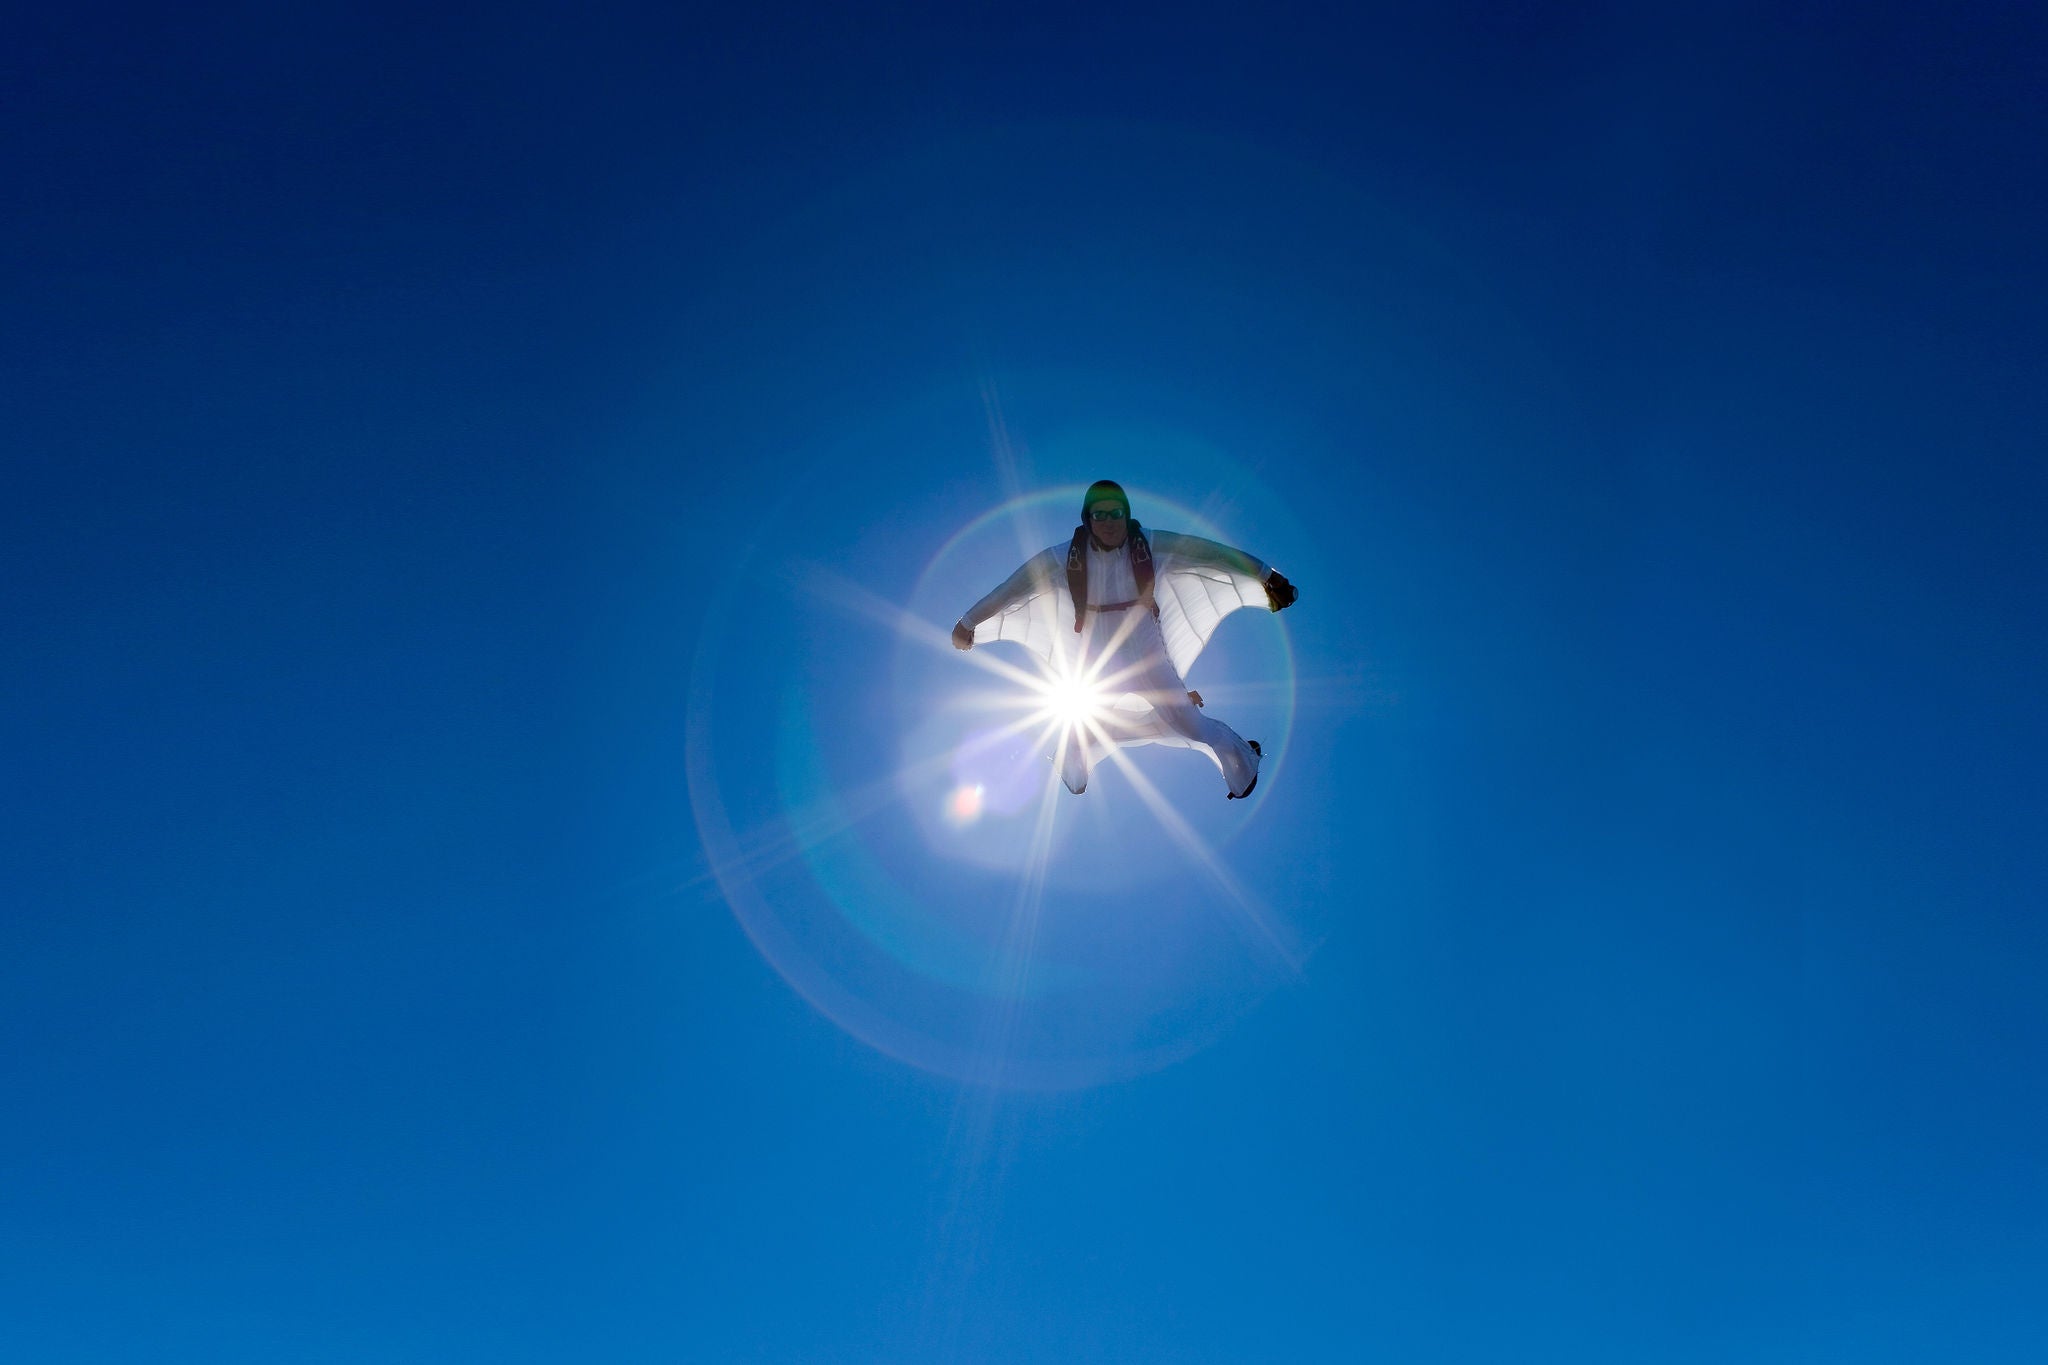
(6, 4, 2045, 1361)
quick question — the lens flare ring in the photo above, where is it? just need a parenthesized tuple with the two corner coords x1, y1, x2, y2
(687, 463, 1308, 1090)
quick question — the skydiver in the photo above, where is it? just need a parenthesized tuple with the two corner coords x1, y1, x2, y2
(951, 480, 1298, 799)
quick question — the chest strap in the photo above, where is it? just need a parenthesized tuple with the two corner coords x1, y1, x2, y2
(1066, 523, 1157, 632)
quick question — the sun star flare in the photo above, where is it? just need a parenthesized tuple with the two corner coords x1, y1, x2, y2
(1035, 669, 1113, 731)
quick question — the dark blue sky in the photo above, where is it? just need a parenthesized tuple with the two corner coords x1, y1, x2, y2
(6, 4, 2044, 1360)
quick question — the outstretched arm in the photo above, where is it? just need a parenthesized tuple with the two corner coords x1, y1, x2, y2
(954, 548, 1061, 649)
(1152, 531, 1299, 611)
(1263, 568, 1298, 611)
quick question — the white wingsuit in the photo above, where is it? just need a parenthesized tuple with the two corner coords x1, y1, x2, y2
(957, 519, 1285, 798)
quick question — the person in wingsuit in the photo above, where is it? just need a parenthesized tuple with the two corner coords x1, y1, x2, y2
(952, 480, 1298, 799)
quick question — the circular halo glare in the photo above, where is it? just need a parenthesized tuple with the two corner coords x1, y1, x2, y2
(688, 451, 1309, 1091)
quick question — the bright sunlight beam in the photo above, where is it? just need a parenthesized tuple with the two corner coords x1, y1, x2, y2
(1033, 669, 1113, 732)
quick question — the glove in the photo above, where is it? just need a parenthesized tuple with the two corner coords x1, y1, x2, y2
(1264, 570, 1298, 612)
(952, 620, 975, 650)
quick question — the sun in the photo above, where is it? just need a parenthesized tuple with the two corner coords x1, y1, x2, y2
(1034, 669, 1112, 732)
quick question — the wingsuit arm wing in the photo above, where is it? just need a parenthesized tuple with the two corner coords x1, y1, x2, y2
(957, 547, 1065, 666)
(1152, 531, 1269, 581)
(1147, 530, 1286, 678)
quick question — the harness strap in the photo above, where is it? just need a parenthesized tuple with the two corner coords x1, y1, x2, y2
(1067, 522, 1158, 632)
(1066, 528, 1088, 632)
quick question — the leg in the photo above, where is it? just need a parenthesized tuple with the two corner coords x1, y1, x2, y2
(1091, 618, 1261, 797)
(1058, 725, 1092, 794)
(1144, 687, 1261, 797)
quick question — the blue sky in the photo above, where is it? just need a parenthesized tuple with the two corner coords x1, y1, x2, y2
(5, 4, 2044, 1360)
